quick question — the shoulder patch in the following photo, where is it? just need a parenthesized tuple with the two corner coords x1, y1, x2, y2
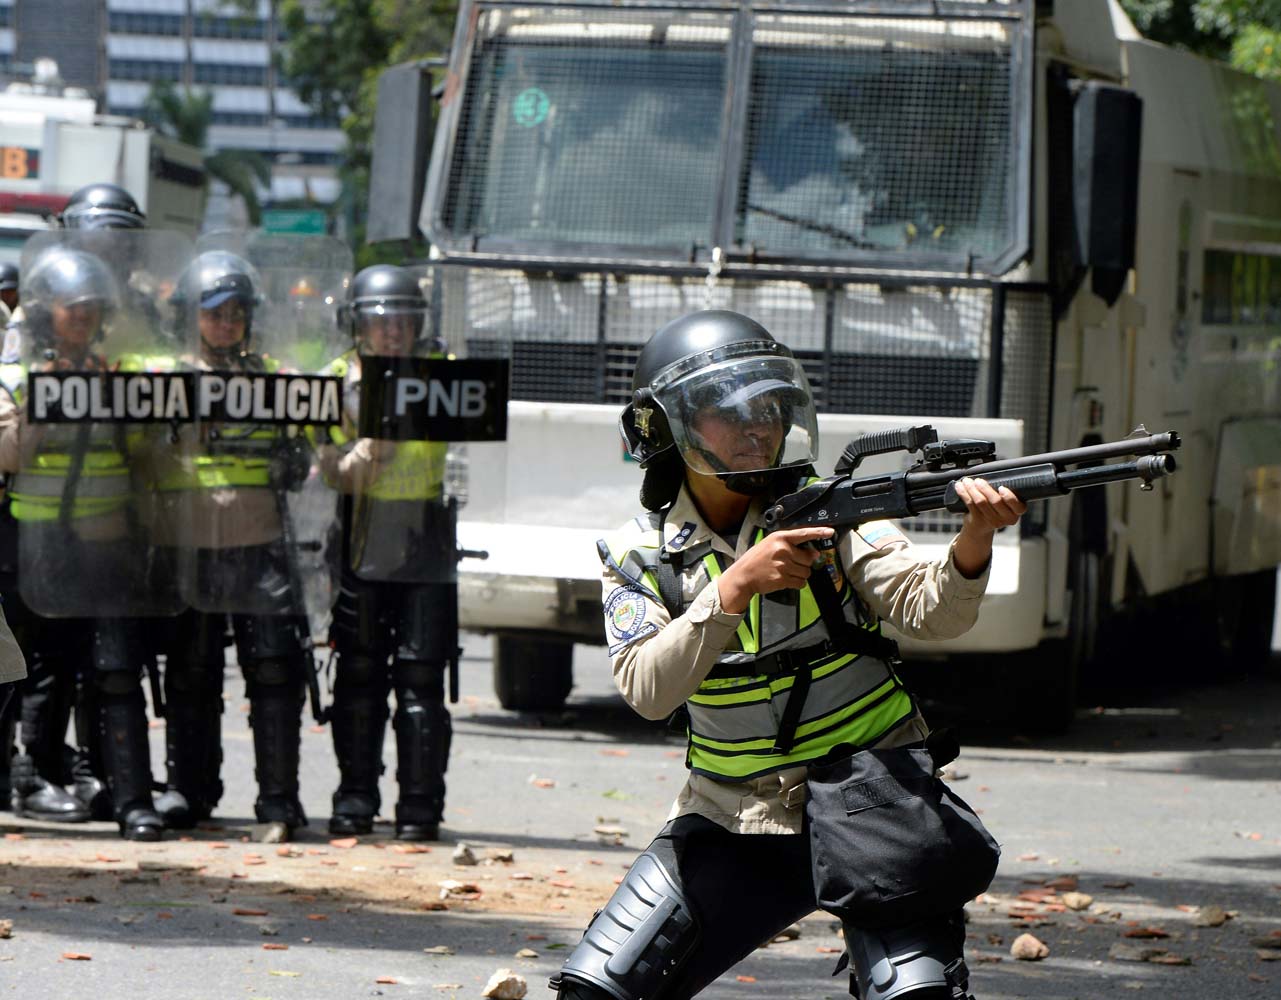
(1, 326, 21, 364)
(604, 585, 650, 642)
(858, 520, 908, 550)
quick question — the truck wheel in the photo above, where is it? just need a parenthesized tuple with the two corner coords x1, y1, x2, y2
(493, 634, 574, 712)
(1020, 545, 1102, 734)
(1213, 569, 1277, 672)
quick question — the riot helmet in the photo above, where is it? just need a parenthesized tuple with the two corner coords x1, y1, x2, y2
(621, 310, 818, 499)
(173, 250, 264, 359)
(61, 183, 147, 231)
(0, 262, 17, 311)
(21, 246, 120, 354)
(342, 265, 430, 356)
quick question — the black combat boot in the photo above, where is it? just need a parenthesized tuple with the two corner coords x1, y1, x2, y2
(392, 671, 451, 842)
(249, 685, 307, 841)
(9, 752, 90, 821)
(70, 669, 113, 820)
(329, 689, 388, 836)
(99, 693, 164, 841)
(155, 699, 223, 829)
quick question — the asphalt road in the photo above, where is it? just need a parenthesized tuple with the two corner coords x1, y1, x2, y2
(1, 634, 1279, 1000)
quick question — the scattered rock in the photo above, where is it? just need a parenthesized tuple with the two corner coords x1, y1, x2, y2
(515, 947, 539, 958)
(1010, 933, 1049, 961)
(481, 968, 529, 999)
(0, 919, 11, 939)
(452, 843, 478, 866)
(488, 849, 515, 863)
(423, 945, 455, 955)
(1109, 943, 1168, 964)
(771, 923, 802, 943)
(1193, 905, 1228, 928)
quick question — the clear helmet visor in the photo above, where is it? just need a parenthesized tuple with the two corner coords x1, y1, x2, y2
(656, 353, 818, 476)
(353, 299, 429, 353)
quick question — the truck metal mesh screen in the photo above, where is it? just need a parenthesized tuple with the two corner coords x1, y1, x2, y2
(441, 266, 1051, 445)
(436, 1, 1028, 272)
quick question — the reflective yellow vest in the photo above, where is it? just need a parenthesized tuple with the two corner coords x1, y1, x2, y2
(599, 512, 914, 782)
(3, 360, 136, 523)
(149, 355, 282, 494)
(322, 351, 446, 502)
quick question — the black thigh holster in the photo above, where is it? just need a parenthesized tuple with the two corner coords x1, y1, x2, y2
(551, 851, 700, 1000)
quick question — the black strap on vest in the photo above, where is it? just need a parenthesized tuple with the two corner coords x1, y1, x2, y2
(770, 558, 901, 754)
(654, 505, 686, 618)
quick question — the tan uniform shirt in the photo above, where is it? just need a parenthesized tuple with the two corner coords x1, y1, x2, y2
(0, 371, 129, 542)
(143, 354, 283, 549)
(602, 485, 991, 835)
(315, 353, 388, 494)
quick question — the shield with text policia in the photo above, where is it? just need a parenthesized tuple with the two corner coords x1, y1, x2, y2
(12, 229, 195, 618)
(162, 230, 353, 629)
(334, 263, 509, 586)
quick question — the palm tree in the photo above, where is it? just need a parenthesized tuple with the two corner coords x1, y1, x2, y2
(142, 81, 272, 225)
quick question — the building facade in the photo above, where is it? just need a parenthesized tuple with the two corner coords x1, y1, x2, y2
(0, 0, 344, 225)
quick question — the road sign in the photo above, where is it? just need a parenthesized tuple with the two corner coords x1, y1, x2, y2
(262, 208, 328, 235)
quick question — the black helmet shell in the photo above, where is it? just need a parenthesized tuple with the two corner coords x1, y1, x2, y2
(343, 264, 428, 341)
(0, 262, 17, 292)
(622, 310, 784, 467)
(62, 183, 146, 231)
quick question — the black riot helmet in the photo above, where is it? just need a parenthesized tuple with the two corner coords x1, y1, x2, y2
(172, 250, 264, 353)
(0, 262, 17, 292)
(21, 246, 120, 351)
(61, 183, 147, 231)
(341, 264, 431, 352)
(621, 310, 819, 504)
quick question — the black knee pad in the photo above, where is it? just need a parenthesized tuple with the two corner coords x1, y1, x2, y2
(551, 851, 699, 1000)
(233, 614, 306, 664)
(95, 670, 143, 699)
(335, 653, 390, 693)
(845, 913, 972, 1000)
(392, 658, 444, 701)
(243, 656, 305, 697)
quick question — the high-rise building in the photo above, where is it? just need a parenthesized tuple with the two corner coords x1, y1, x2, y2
(0, 0, 344, 227)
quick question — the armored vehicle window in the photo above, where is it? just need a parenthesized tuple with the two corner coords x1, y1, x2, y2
(445, 30, 727, 250)
(738, 21, 1014, 265)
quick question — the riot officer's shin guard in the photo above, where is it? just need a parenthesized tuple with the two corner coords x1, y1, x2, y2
(12, 651, 89, 822)
(157, 693, 224, 829)
(328, 654, 389, 836)
(71, 677, 112, 821)
(391, 659, 450, 841)
(156, 624, 226, 829)
(245, 657, 308, 838)
(96, 681, 163, 842)
(844, 914, 974, 1000)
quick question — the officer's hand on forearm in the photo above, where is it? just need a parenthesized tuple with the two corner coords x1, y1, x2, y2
(717, 526, 836, 614)
(952, 477, 1028, 578)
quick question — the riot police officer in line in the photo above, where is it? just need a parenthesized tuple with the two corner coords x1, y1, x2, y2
(0, 263, 17, 328)
(0, 260, 20, 806)
(0, 246, 166, 839)
(1, 185, 151, 824)
(315, 265, 454, 842)
(551, 311, 1026, 1000)
(149, 251, 313, 842)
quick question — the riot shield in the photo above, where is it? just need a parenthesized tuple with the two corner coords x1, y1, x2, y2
(166, 231, 352, 630)
(13, 229, 193, 618)
(340, 264, 508, 586)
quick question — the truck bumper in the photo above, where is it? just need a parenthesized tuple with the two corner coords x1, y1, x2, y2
(458, 522, 1047, 653)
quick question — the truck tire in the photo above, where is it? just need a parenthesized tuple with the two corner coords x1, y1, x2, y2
(1213, 569, 1278, 672)
(493, 634, 574, 712)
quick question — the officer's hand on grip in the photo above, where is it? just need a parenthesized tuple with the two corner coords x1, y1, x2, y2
(717, 526, 835, 615)
(952, 476, 1027, 579)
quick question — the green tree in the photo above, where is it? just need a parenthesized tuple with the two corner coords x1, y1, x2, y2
(1122, 0, 1281, 78)
(276, 0, 457, 264)
(141, 81, 272, 225)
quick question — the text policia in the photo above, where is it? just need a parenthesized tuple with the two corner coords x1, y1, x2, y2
(27, 371, 342, 426)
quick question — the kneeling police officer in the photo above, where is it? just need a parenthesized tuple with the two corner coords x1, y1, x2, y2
(551, 311, 1025, 1000)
